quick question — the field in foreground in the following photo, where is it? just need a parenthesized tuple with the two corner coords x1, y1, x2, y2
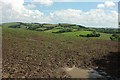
(2, 26, 120, 78)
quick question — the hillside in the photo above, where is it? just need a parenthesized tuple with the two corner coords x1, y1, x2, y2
(1, 22, 120, 78)
(1, 22, 118, 40)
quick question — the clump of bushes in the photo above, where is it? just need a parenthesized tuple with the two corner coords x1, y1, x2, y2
(53, 28, 72, 33)
(80, 31, 100, 37)
(35, 28, 47, 31)
(27, 26, 40, 30)
(8, 25, 21, 28)
(110, 34, 120, 41)
(86, 32, 100, 37)
(79, 35, 86, 37)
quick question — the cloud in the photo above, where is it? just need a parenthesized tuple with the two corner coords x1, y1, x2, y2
(0, 0, 51, 23)
(104, 1, 115, 8)
(50, 9, 82, 23)
(97, 4, 105, 8)
(0, 0, 118, 28)
(26, 4, 36, 9)
(97, 1, 116, 9)
(50, 9, 118, 28)
(33, 0, 53, 6)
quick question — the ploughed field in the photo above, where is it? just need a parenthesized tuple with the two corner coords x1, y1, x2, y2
(2, 27, 119, 78)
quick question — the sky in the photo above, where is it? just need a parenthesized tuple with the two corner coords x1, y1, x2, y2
(0, 0, 119, 28)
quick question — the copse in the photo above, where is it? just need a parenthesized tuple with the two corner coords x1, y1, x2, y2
(79, 31, 100, 37)
(53, 28, 72, 33)
(58, 28, 72, 33)
(86, 33, 100, 37)
(89, 31, 100, 37)
(27, 26, 40, 30)
(110, 34, 120, 41)
(8, 25, 21, 28)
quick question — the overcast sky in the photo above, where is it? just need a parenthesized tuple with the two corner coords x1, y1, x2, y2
(0, 0, 119, 28)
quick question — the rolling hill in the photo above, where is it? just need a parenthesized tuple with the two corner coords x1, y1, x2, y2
(1, 22, 120, 78)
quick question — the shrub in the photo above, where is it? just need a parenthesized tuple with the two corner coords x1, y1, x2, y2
(79, 31, 100, 37)
(110, 34, 120, 41)
(8, 25, 21, 28)
(87, 31, 100, 37)
(79, 35, 86, 37)
(54, 28, 72, 33)
(27, 25, 40, 30)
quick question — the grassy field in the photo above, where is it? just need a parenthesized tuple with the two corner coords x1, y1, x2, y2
(2, 25, 119, 78)
(45, 30, 111, 41)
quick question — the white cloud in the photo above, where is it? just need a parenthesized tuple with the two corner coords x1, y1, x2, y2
(104, 1, 115, 8)
(34, 0, 53, 6)
(50, 9, 118, 28)
(26, 4, 36, 9)
(50, 9, 82, 23)
(50, 9, 82, 18)
(97, 1, 116, 9)
(0, 0, 118, 28)
(53, 0, 118, 2)
(97, 4, 105, 8)
(0, 0, 51, 23)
